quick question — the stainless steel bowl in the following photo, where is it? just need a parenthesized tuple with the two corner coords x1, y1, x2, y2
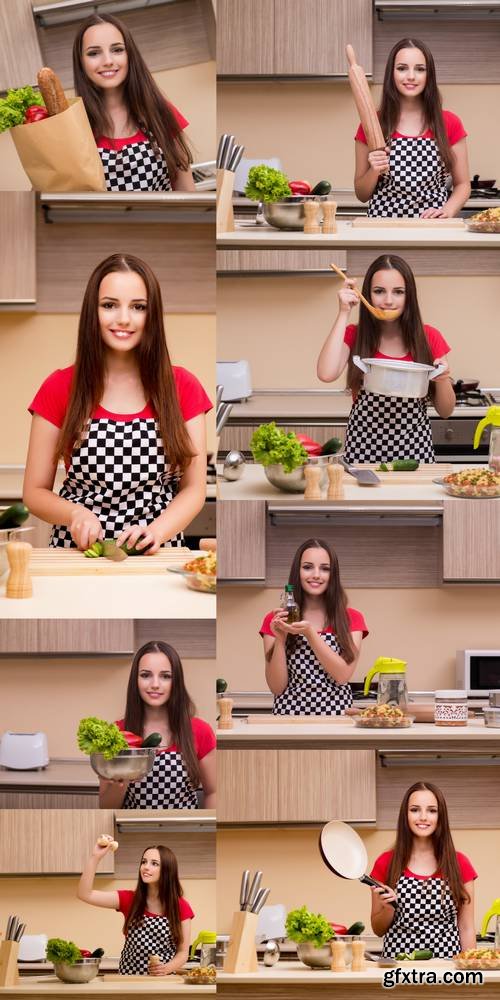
(263, 454, 343, 494)
(263, 196, 327, 231)
(296, 937, 355, 969)
(53, 959, 101, 983)
(90, 748, 157, 781)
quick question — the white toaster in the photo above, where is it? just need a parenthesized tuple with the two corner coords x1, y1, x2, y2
(216, 361, 252, 402)
(0, 731, 49, 769)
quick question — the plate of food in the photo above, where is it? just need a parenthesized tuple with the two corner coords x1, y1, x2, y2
(183, 965, 217, 985)
(437, 469, 500, 498)
(352, 705, 415, 729)
(168, 551, 217, 593)
(465, 208, 500, 233)
(453, 949, 500, 970)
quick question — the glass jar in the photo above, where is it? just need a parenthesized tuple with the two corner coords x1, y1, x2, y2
(434, 690, 468, 727)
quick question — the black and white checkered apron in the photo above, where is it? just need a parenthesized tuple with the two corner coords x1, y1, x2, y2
(98, 137, 171, 192)
(119, 914, 176, 975)
(272, 632, 353, 716)
(383, 873, 461, 959)
(50, 416, 183, 547)
(122, 750, 199, 809)
(344, 389, 435, 464)
(368, 136, 447, 218)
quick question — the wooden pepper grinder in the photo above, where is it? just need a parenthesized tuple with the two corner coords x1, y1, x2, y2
(327, 463, 344, 500)
(303, 465, 322, 499)
(6, 541, 33, 599)
(218, 697, 234, 730)
(303, 200, 321, 234)
(351, 940, 366, 972)
(322, 200, 337, 234)
(330, 939, 347, 972)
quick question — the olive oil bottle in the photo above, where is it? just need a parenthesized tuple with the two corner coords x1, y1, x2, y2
(282, 584, 300, 624)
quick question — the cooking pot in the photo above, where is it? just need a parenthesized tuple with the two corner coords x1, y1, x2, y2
(353, 356, 446, 399)
(319, 820, 396, 907)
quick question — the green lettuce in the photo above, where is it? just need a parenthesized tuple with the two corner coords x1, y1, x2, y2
(245, 164, 291, 202)
(250, 422, 308, 473)
(286, 906, 335, 948)
(46, 939, 82, 966)
(77, 717, 128, 759)
(0, 87, 45, 132)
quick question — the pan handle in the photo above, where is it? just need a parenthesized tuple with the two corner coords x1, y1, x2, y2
(359, 874, 397, 909)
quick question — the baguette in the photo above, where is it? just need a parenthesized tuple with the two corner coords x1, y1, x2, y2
(37, 67, 69, 116)
(346, 45, 385, 152)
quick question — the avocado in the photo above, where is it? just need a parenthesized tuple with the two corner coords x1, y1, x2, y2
(321, 437, 343, 456)
(141, 732, 162, 748)
(311, 180, 332, 196)
(0, 503, 30, 530)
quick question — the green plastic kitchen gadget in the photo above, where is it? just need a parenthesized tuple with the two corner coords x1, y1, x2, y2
(481, 899, 500, 948)
(363, 656, 408, 710)
(474, 406, 500, 472)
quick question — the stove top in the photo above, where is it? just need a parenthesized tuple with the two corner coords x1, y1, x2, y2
(454, 390, 493, 408)
(469, 188, 500, 199)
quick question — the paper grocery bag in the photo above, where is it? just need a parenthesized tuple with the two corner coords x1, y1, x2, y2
(10, 97, 106, 192)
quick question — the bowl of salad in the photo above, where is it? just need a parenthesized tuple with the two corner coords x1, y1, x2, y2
(453, 949, 500, 970)
(168, 552, 216, 593)
(440, 469, 500, 498)
(352, 705, 414, 729)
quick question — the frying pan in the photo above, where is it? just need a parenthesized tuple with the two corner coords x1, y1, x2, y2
(319, 820, 396, 909)
(452, 378, 480, 393)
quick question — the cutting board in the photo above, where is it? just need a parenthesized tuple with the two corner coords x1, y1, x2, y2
(102, 974, 184, 981)
(352, 217, 465, 228)
(27, 546, 190, 576)
(347, 463, 453, 484)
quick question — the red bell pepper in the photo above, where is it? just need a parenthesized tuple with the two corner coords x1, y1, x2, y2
(296, 433, 322, 456)
(120, 730, 143, 748)
(329, 923, 349, 936)
(24, 105, 49, 124)
(79, 950, 92, 958)
(289, 180, 312, 195)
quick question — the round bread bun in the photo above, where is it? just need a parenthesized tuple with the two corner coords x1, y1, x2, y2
(97, 834, 113, 847)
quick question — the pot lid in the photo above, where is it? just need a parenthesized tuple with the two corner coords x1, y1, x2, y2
(362, 358, 435, 373)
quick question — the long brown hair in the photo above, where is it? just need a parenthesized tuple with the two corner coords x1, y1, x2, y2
(287, 538, 356, 662)
(346, 254, 434, 397)
(73, 14, 192, 180)
(379, 37, 453, 172)
(57, 253, 195, 471)
(387, 782, 470, 909)
(124, 641, 201, 788)
(123, 845, 184, 944)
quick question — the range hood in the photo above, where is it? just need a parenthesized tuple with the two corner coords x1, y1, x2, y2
(375, 1, 500, 19)
(33, 0, 180, 28)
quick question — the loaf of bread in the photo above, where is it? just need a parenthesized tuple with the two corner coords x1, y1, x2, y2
(37, 67, 69, 116)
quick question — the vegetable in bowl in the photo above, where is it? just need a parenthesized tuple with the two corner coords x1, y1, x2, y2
(46, 939, 82, 966)
(250, 423, 308, 473)
(77, 718, 128, 759)
(245, 165, 291, 202)
(286, 906, 335, 948)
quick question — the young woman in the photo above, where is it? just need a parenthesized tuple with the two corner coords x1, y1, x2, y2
(73, 14, 195, 192)
(354, 38, 470, 218)
(260, 539, 367, 716)
(78, 841, 192, 975)
(370, 782, 477, 958)
(99, 641, 216, 809)
(24, 254, 211, 551)
(317, 254, 455, 463)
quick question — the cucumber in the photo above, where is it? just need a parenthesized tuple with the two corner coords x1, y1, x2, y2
(91, 948, 105, 959)
(84, 541, 104, 558)
(346, 921, 365, 936)
(377, 463, 389, 472)
(321, 437, 343, 456)
(217, 678, 228, 694)
(120, 541, 154, 556)
(391, 460, 419, 472)
(0, 503, 29, 530)
(141, 732, 162, 748)
(395, 953, 411, 961)
(412, 949, 433, 960)
(311, 180, 332, 196)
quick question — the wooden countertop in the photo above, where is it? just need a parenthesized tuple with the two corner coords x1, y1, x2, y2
(234, 191, 500, 212)
(225, 390, 488, 421)
(218, 220, 500, 249)
(217, 718, 500, 750)
(4, 976, 214, 997)
(0, 759, 97, 791)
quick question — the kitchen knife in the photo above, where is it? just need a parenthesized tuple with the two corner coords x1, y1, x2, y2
(102, 540, 128, 562)
(216, 134, 228, 169)
(251, 887, 270, 914)
(339, 457, 380, 486)
(245, 871, 263, 911)
(239, 870, 250, 910)
(14, 923, 26, 943)
(221, 135, 235, 169)
(6, 916, 14, 940)
(227, 144, 245, 173)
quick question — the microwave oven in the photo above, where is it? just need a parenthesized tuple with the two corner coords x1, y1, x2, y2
(456, 650, 500, 697)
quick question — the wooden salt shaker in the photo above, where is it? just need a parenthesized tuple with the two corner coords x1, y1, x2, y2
(303, 200, 321, 234)
(218, 697, 234, 730)
(6, 541, 32, 599)
(303, 465, 322, 499)
(351, 940, 366, 972)
(330, 939, 347, 972)
(322, 200, 337, 233)
(327, 463, 344, 500)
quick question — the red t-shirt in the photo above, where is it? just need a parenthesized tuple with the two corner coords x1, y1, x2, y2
(116, 717, 216, 760)
(344, 324, 451, 361)
(370, 849, 477, 884)
(355, 109, 467, 146)
(259, 607, 368, 638)
(29, 365, 212, 430)
(97, 102, 189, 150)
(117, 888, 194, 932)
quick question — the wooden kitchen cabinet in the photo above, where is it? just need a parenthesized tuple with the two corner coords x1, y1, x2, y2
(218, 500, 267, 581)
(0, 620, 134, 654)
(217, 0, 274, 75)
(217, 249, 347, 274)
(41, 811, 115, 874)
(221, 423, 347, 456)
(0, 193, 36, 306)
(0, 0, 42, 90)
(442, 498, 500, 582)
(278, 749, 376, 823)
(0, 810, 42, 873)
(218, 750, 279, 823)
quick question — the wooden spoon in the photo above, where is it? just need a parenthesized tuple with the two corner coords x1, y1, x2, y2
(329, 262, 399, 321)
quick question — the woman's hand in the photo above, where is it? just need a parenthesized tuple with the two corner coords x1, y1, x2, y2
(279, 619, 315, 641)
(367, 147, 390, 176)
(432, 356, 452, 381)
(115, 521, 164, 555)
(371, 883, 397, 913)
(148, 963, 171, 977)
(269, 608, 289, 638)
(91, 840, 114, 861)
(69, 506, 103, 550)
(338, 278, 360, 315)
(420, 206, 452, 219)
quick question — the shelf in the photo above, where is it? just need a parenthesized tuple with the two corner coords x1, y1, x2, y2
(40, 192, 216, 224)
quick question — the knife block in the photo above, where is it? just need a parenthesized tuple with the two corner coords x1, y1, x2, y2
(6, 540, 33, 598)
(223, 911, 258, 973)
(0, 941, 20, 986)
(217, 168, 235, 234)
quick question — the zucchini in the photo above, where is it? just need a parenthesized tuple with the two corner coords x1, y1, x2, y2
(120, 540, 154, 556)
(391, 460, 419, 472)
(321, 437, 343, 456)
(346, 921, 365, 936)
(141, 732, 162, 748)
(0, 502, 29, 530)
(311, 180, 332, 196)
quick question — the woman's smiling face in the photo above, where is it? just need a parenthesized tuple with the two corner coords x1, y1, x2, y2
(299, 547, 331, 597)
(98, 270, 147, 353)
(393, 47, 427, 100)
(82, 22, 128, 90)
(137, 651, 173, 709)
(407, 789, 439, 839)
(140, 848, 161, 884)
(370, 268, 406, 319)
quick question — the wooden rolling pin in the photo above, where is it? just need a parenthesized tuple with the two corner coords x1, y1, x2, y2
(346, 44, 385, 152)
